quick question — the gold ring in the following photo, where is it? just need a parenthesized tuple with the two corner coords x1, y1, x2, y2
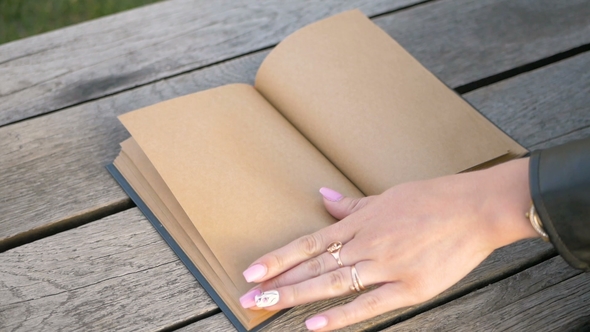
(326, 241, 344, 267)
(349, 264, 365, 292)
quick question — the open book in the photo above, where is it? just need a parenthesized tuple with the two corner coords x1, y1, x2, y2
(108, 10, 526, 331)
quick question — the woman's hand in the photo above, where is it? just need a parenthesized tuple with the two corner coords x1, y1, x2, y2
(240, 158, 539, 331)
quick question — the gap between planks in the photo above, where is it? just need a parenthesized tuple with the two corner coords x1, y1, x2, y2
(3, 47, 589, 253)
(2, 11, 590, 252)
(171, 244, 557, 332)
(0, 199, 133, 252)
(157, 42, 590, 327)
(381, 257, 590, 331)
(455, 42, 590, 94)
(3, 0, 590, 127)
(0, 1, 588, 330)
(0, 206, 555, 332)
(0, 0, 430, 127)
(0, 0, 441, 130)
(3, 0, 590, 251)
(5, 49, 589, 328)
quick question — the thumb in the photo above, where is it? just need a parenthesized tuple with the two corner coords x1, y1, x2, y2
(319, 187, 370, 220)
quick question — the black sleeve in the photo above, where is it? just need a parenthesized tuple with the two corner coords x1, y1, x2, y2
(529, 136, 590, 271)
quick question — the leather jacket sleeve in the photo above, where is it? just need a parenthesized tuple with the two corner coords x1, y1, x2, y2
(529, 136, 590, 271)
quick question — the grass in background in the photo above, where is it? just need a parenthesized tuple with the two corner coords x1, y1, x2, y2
(0, 0, 163, 45)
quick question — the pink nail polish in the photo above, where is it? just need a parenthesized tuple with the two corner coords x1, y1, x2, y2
(239, 289, 261, 309)
(319, 187, 343, 202)
(305, 316, 328, 330)
(243, 264, 267, 282)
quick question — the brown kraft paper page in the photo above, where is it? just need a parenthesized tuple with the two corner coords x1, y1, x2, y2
(114, 140, 263, 324)
(116, 139, 235, 289)
(119, 84, 362, 296)
(255, 10, 524, 196)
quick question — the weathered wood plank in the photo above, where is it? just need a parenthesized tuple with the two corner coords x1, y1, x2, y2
(179, 64, 590, 331)
(0, 0, 421, 126)
(376, 0, 590, 89)
(2, 1, 588, 331)
(0, 208, 554, 332)
(2, 0, 590, 250)
(0, 51, 267, 251)
(383, 257, 590, 331)
(530, 126, 590, 151)
(2, 0, 589, 126)
(172, 30, 590, 332)
(0, 208, 217, 332)
(464, 51, 590, 150)
(267, 241, 552, 331)
(173, 240, 554, 332)
(176, 314, 236, 332)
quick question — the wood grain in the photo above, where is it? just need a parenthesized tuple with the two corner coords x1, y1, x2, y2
(0, 0, 420, 126)
(259, 241, 556, 331)
(176, 314, 236, 332)
(2, 0, 589, 127)
(530, 126, 590, 151)
(465, 51, 590, 149)
(375, 0, 590, 88)
(171, 240, 553, 331)
(0, 208, 217, 332)
(383, 256, 590, 331)
(0, 211, 554, 332)
(155, 18, 590, 332)
(1, 1, 590, 330)
(0, 51, 267, 251)
(2, 0, 590, 250)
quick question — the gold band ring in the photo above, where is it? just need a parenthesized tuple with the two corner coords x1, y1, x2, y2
(326, 241, 344, 267)
(350, 264, 366, 293)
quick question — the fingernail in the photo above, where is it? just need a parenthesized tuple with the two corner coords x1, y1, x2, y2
(305, 316, 328, 330)
(243, 264, 267, 282)
(319, 187, 343, 202)
(239, 289, 261, 309)
(254, 290, 280, 308)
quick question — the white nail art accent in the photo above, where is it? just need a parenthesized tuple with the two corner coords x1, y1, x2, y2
(254, 290, 279, 308)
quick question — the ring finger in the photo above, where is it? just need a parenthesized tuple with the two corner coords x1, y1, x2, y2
(253, 261, 381, 310)
(259, 242, 356, 290)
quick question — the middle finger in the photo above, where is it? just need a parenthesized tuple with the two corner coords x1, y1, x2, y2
(260, 240, 364, 290)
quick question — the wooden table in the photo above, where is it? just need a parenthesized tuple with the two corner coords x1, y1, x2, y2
(1, 0, 589, 331)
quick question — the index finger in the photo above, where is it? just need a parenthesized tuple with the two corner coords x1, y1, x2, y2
(242, 222, 354, 283)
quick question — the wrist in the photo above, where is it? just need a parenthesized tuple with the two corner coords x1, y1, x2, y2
(477, 157, 540, 249)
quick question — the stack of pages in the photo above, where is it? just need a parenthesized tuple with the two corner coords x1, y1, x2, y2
(108, 10, 526, 331)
